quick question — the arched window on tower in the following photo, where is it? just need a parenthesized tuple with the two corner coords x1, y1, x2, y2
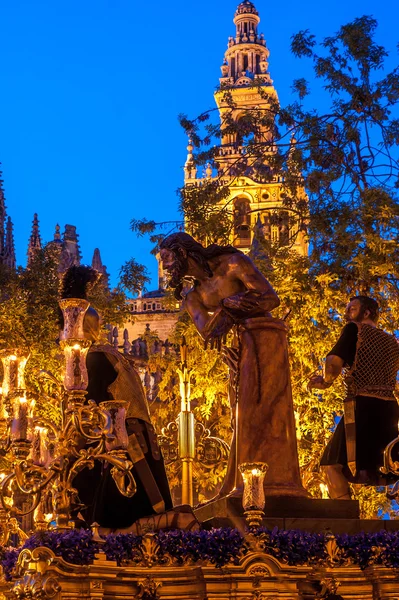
(261, 210, 290, 246)
(234, 198, 251, 247)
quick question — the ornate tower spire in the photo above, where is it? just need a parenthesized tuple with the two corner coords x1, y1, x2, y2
(58, 225, 82, 273)
(0, 168, 7, 258)
(3, 217, 16, 270)
(220, 1, 271, 86)
(53, 223, 61, 243)
(91, 248, 109, 287)
(184, 137, 197, 181)
(27, 213, 42, 265)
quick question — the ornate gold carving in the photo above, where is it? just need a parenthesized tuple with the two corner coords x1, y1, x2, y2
(90, 581, 103, 590)
(136, 577, 161, 600)
(138, 533, 164, 568)
(244, 532, 268, 554)
(12, 548, 61, 600)
(315, 576, 340, 599)
(248, 565, 270, 586)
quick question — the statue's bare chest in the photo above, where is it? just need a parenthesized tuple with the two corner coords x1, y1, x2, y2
(194, 272, 245, 310)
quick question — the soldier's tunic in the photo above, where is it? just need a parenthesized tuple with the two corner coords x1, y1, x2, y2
(320, 322, 399, 484)
(74, 344, 172, 529)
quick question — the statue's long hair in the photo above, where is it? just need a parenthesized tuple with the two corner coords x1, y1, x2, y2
(59, 265, 99, 299)
(159, 232, 241, 299)
(160, 232, 240, 276)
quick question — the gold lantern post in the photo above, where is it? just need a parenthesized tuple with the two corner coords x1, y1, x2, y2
(159, 337, 230, 506)
(177, 336, 195, 506)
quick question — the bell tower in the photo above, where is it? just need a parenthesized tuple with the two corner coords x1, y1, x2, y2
(184, 1, 307, 256)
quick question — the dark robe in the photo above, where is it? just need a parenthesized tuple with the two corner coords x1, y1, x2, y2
(74, 345, 172, 529)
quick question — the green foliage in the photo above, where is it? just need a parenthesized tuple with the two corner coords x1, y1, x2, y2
(118, 258, 151, 296)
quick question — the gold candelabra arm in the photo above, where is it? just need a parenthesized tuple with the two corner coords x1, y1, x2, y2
(72, 401, 113, 442)
(0, 472, 42, 517)
(96, 452, 137, 497)
(12, 460, 57, 497)
(381, 432, 399, 475)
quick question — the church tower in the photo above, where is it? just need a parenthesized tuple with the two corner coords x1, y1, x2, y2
(27, 213, 42, 265)
(0, 169, 16, 269)
(184, 0, 307, 255)
(3, 217, 16, 270)
(92, 248, 110, 288)
(0, 172, 6, 259)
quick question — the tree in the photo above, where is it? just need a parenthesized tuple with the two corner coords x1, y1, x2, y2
(130, 16, 399, 517)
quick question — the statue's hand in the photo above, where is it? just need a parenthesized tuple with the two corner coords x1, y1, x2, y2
(222, 292, 261, 312)
(203, 309, 235, 352)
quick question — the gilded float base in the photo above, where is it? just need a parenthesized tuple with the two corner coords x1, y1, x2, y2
(3, 538, 399, 600)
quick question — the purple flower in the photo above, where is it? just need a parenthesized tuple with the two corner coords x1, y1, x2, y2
(0, 548, 19, 581)
(1, 527, 399, 575)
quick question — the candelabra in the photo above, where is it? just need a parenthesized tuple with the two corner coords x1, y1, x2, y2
(239, 462, 268, 528)
(0, 298, 136, 532)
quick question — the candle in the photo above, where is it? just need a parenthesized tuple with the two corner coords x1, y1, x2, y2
(11, 396, 33, 441)
(59, 299, 90, 341)
(61, 340, 90, 391)
(239, 462, 268, 511)
(100, 401, 129, 451)
(1, 352, 29, 395)
(31, 426, 50, 466)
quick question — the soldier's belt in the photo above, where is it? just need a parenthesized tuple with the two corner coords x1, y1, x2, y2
(344, 397, 356, 477)
(127, 433, 165, 514)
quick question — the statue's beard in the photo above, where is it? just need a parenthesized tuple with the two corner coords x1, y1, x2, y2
(167, 256, 189, 289)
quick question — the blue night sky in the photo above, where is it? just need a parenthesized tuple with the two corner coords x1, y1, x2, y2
(1, 0, 398, 289)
